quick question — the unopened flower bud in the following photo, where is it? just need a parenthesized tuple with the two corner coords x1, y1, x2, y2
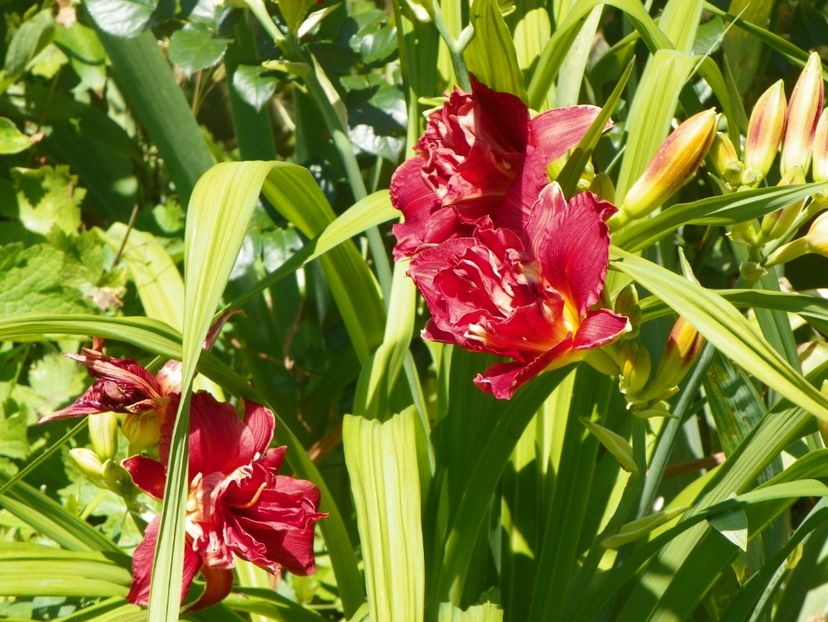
(729, 221, 757, 247)
(590, 172, 616, 203)
(741, 80, 787, 187)
(620, 343, 651, 395)
(632, 400, 672, 418)
(710, 132, 743, 186)
(647, 318, 704, 395)
(102, 459, 137, 498)
(614, 284, 639, 316)
(88, 411, 118, 460)
(614, 109, 717, 226)
(69, 448, 106, 486)
(760, 169, 807, 241)
(813, 109, 828, 183)
(781, 52, 824, 177)
(767, 211, 828, 265)
(122, 408, 165, 450)
(576, 161, 596, 192)
(739, 260, 767, 283)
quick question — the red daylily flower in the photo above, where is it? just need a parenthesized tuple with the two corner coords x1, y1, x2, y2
(408, 183, 629, 399)
(390, 77, 605, 259)
(40, 348, 180, 423)
(123, 394, 325, 609)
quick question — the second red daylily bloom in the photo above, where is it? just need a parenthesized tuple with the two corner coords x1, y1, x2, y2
(408, 183, 629, 399)
(390, 77, 605, 259)
(40, 348, 180, 423)
(123, 394, 325, 609)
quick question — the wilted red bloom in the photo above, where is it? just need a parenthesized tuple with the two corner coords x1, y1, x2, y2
(123, 395, 325, 609)
(390, 77, 605, 259)
(40, 349, 180, 423)
(408, 183, 629, 399)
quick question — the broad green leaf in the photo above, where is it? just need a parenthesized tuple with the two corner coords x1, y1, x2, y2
(0, 544, 130, 597)
(581, 418, 638, 473)
(223, 587, 327, 621)
(0, 244, 92, 317)
(464, 0, 526, 100)
(54, 21, 107, 92)
(101, 224, 184, 331)
(84, 0, 158, 38)
(344, 409, 425, 622)
(437, 601, 504, 622)
(261, 169, 385, 363)
(659, 0, 704, 52)
(353, 259, 416, 418)
(640, 289, 828, 336)
(2, 166, 84, 236)
(556, 5, 602, 107)
(96, 31, 214, 204)
(3, 10, 54, 78)
(232, 64, 278, 112)
(0, 471, 120, 553)
(169, 25, 229, 75)
(614, 183, 828, 251)
(611, 248, 828, 422)
(709, 507, 748, 551)
(0, 118, 33, 154)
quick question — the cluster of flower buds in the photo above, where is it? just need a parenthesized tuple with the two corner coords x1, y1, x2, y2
(610, 109, 717, 228)
(719, 53, 828, 262)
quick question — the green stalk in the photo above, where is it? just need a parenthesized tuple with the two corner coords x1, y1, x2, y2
(430, 0, 471, 90)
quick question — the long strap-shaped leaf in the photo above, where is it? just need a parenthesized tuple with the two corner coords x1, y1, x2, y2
(150, 161, 377, 620)
(611, 247, 828, 422)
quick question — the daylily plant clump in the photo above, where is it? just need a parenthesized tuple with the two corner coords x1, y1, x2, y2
(42, 347, 325, 610)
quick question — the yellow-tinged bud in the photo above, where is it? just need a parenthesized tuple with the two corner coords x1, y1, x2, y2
(729, 221, 758, 247)
(709, 132, 743, 186)
(742, 80, 787, 186)
(88, 411, 118, 460)
(620, 343, 651, 396)
(577, 161, 596, 192)
(590, 172, 616, 203)
(739, 260, 767, 283)
(767, 211, 828, 265)
(122, 408, 164, 451)
(645, 318, 704, 398)
(760, 169, 807, 241)
(781, 52, 824, 176)
(69, 448, 106, 487)
(813, 109, 828, 183)
(614, 109, 717, 226)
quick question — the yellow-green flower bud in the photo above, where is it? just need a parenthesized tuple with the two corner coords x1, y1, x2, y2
(646, 318, 704, 397)
(813, 108, 828, 183)
(767, 211, 828, 265)
(69, 448, 106, 487)
(614, 109, 717, 227)
(88, 411, 118, 460)
(742, 80, 786, 186)
(590, 172, 616, 203)
(122, 408, 165, 451)
(620, 343, 651, 396)
(709, 132, 743, 186)
(781, 52, 824, 177)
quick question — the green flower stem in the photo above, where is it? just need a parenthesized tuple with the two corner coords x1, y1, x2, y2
(430, 0, 471, 90)
(637, 343, 715, 518)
